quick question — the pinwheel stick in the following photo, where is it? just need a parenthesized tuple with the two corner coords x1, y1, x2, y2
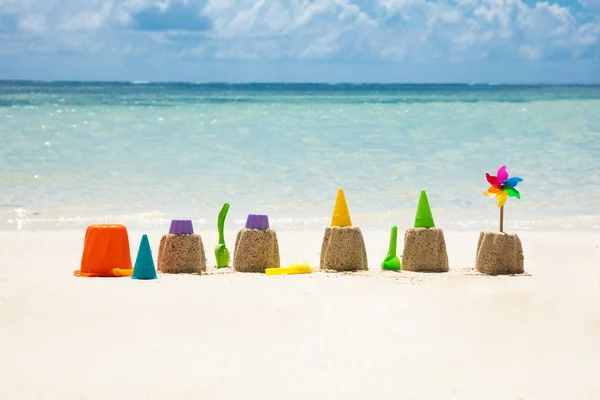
(500, 206, 504, 232)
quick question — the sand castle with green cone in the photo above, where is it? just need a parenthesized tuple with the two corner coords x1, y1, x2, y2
(401, 190, 449, 272)
(320, 188, 368, 272)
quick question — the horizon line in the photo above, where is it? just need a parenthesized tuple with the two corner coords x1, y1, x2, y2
(1, 79, 600, 86)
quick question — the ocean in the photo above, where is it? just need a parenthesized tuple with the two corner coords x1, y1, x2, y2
(1, 81, 599, 231)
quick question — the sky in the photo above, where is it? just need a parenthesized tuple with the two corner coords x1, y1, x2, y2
(0, 0, 599, 83)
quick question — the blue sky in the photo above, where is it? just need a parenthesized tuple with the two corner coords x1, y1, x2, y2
(0, 0, 598, 83)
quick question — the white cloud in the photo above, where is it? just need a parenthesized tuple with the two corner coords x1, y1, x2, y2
(519, 43, 542, 59)
(18, 14, 47, 34)
(578, 0, 600, 9)
(0, 0, 597, 65)
(57, 2, 115, 32)
(229, 0, 267, 34)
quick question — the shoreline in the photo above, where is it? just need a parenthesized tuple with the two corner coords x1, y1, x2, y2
(2, 213, 600, 232)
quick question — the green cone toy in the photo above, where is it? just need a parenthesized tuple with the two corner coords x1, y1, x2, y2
(414, 190, 435, 228)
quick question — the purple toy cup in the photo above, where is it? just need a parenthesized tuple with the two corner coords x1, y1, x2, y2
(245, 214, 270, 230)
(169, 219, 194, 234)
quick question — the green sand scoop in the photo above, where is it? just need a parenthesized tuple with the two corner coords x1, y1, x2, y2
(215, 203, 230, 268)
(381, 225, 401, 271)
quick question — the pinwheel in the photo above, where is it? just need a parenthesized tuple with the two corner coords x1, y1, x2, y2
(483, 165, 523, 232)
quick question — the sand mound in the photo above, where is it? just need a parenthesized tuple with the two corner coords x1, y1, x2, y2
(475, 231, 524, 275)
(320, 226, 368, 272)
(157, 234, 207, 274)
(401, 227, 449, 272)
(233, 228, 280, 273)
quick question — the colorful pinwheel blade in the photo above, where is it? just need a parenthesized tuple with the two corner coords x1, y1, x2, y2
(507, 186, 521, 199)
(497, 165, 508, 183)
(504, 177, 523, 188)
(483, 187, 500, 197)
(497, 190, 508, 207)
(486, 173, 499, 188)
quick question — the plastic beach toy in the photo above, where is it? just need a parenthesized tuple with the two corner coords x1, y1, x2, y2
(132, 234, 158, 280)
(215, 203, 231, 268)
(169, 219, 194, 235)
(483, 165, 523, 232)
(331, 188, 352, 227)
(381, 225, 401, 271)
(414, 190, 435, 228)
(245, 214, 270, 230)
(74, 224, 134, 277)
(266, 262, 313, 275)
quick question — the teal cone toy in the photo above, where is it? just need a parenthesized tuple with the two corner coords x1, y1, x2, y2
(132, 234, 158, 280)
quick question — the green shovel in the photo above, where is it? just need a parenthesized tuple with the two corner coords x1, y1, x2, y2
(381, 225, 401, 271)
(215, 203, 230, 268)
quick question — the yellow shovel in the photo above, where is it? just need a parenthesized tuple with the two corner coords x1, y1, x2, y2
(266, 262, 312, 275)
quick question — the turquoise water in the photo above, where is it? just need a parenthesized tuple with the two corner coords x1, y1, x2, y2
(1, 82, 600, 231)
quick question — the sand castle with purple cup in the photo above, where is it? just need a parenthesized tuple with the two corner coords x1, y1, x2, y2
(157, 219, 207, 274)
(319, 188, 368, 272)
(232, 214, 281, 273)
(401, 190, 449, 272)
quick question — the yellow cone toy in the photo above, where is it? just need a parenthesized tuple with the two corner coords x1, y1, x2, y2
(331, 188, 352, 227)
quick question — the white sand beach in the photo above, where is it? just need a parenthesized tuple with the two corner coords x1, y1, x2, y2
(1, 229, 600, 399)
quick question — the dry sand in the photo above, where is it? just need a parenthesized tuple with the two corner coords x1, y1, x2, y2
(1, 229, 600, 399)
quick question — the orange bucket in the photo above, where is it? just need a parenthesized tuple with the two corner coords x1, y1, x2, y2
(74, 224, 134, 277)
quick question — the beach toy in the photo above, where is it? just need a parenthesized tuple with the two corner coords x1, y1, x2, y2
(74, 224, 133, 277)
(477, 165, 525, 275)
(265, 262, 313, 275)
(381, 225, 401, 271)
(245, 214, 270, 230)
(414, 190, 435, 228)
(157, 219, 207, 274)
(331, 188, 352, 227)
(233, 213, 280, 272)
(215, 203, 231, 268)
(401, 191, 449, 272)
(132, 234, 158, 280)
(320, 188, 368, 271)
(483, 165, 523, 232)
(169, 219, 194, 234)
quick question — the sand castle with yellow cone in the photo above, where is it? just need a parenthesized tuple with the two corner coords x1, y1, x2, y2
(319, 188, 368, 272)
(233, 214, 281, 273)
(401, 190, 449, 272)
(157, 219, 207, 274)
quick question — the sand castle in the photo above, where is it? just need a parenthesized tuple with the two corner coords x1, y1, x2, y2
(475, 231, 524, 275)
(401, 191, 449, 272)
(232, 214, 281, 273)
(157, 219, 207, 274)
(477, 165, 526, 275)
(319, 189, 368, 272)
